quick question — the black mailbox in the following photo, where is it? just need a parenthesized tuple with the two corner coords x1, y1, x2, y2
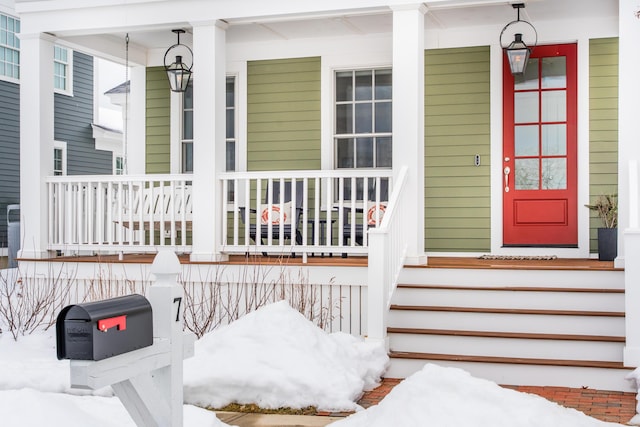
(56, 294, 153, 361)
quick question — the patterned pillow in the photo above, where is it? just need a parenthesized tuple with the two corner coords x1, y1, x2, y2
(367, 201, 387, 226)
(260, 202, 292, 225)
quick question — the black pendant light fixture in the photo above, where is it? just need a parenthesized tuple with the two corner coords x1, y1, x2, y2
(163, 29, 193, 93)
(499, 3, 537, 76)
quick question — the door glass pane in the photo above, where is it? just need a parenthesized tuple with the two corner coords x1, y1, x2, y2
(336, 138, 354, 168)
(515, 125, 539, 156)
(542, 124, 566, 155)
(542, 158, 567, 189)
(514, 58, 539, 90)
(515, 158, 539, 190)
(542, 57, 566, 89)
(355, 103, 372, 133)
(356, 137, 374, 168)
(542, 90, 566, 122)
(336, 104, 352, 134)
(375, 101, 392, 133)
(355, 71, 372, 101)
(375, 69, 392, 99)
(514, 92, 538, 123)
(336, 72, 352, 102)
(376, 137, 392, 168)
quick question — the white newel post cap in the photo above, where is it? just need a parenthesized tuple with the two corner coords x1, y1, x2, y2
(151, 250, 181, 279)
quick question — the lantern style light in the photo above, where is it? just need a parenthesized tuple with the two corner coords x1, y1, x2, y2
(506, 33, 530, 75)
(499, 4, 537, 76)
(164, 29, 193, 93)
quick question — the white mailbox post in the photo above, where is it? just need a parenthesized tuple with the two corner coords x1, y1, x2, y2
(68, 250, 195, 427)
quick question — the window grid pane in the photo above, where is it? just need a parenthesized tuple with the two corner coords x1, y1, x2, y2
(53, 148, 63, 176)
(0, 13, 19, 79)
(512, 52, 569, 193)
(334, 68, 392, 186)
(53, 46, 69, 91)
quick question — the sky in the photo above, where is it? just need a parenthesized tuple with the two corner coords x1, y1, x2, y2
(95, 58, 126, 131)
(0, 299, 631, 426)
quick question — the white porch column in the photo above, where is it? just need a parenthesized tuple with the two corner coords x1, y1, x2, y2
(619, 0, 640, 367)
(19, 33, 55, 259)
(618, 1, 640, 267)
(126, 65, 146, 175)
(392, 5, 427, 265)
(190, 21, 228, 262)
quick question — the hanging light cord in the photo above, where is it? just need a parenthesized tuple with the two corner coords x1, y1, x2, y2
(124, 33, 129, 175)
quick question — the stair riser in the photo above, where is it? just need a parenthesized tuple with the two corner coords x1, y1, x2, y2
(388, 310, 624, 336)
(400, 268, 624, 290)
(386, 359, 635, 392)
(388, 333, 624, 362)
(391, 288, 624, 312)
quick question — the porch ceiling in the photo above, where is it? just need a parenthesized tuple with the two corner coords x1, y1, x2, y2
(25, 0, 616, 65)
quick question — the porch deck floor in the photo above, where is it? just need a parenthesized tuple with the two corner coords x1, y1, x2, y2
(30, 254, 620, 271)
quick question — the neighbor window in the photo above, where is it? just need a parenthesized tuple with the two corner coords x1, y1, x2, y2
(54, 45, 72, 93)
(114, 156, 124, 175)
(334, 68, 392, 200)
(0, 13, 20, 80)
(53, 142, 67, 176)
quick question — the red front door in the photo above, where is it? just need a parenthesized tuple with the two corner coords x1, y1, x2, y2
(503, 43, 578, 246)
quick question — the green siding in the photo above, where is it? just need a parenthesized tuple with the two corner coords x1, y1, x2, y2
(146, 67, 170, 173)
(424, 46, 491, 252)
(247, 57, 321, 171)
(589, 38, 619, 252)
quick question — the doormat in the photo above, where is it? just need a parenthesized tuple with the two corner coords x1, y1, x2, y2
(478, 255, 558, 260)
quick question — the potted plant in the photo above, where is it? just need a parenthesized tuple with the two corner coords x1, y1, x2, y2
(585, 194, 618, 261)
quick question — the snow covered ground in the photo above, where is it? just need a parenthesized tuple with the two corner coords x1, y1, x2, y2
(0, 299, 629, 426)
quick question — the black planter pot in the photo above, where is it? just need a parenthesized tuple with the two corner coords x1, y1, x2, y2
(597, 228, 618, 261)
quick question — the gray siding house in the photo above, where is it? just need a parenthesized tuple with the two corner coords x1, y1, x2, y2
(0, 8, 113, 249)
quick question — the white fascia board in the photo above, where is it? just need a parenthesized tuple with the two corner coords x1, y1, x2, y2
(15, 0, 401, 36)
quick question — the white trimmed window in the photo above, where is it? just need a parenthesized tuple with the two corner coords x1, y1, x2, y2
(334, 68, 392, 200)
(225, 76, 237, 202)
(114, 156, 124, 175)
(0, 13, 20, 81)
(53, 141, 67, 176)
(180, 76, 237, 201)
(181, 82, 194, 173)
(54, 45, 72, 94)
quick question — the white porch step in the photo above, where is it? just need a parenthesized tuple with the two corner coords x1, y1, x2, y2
(386, 265, 630, 391)
(386, 357, 635, 392)
(391, 286, 624, 312)
(388, 307, 625, 336)
(388, 330, 624, 362)
(399, 266, 624, 290)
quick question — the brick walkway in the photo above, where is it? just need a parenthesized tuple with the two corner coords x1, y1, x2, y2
(356, 379, 637, 425)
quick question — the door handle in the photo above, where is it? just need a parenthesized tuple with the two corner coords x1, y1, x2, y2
(504, 166, 511, 193)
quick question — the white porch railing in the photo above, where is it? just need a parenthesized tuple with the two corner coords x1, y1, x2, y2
(46, 175, 192, 253)
(46, 169, 397, 258)
(219, 169, 394, 257)
(366, 166, 409, 344)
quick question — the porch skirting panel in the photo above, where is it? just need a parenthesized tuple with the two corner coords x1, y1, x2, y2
(15, 258, 367, 338)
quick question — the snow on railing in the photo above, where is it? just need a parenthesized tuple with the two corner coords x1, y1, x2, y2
(366, 166, 409, 345)
(46, 175, 192, 253)
(218, 169, 393, 258)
